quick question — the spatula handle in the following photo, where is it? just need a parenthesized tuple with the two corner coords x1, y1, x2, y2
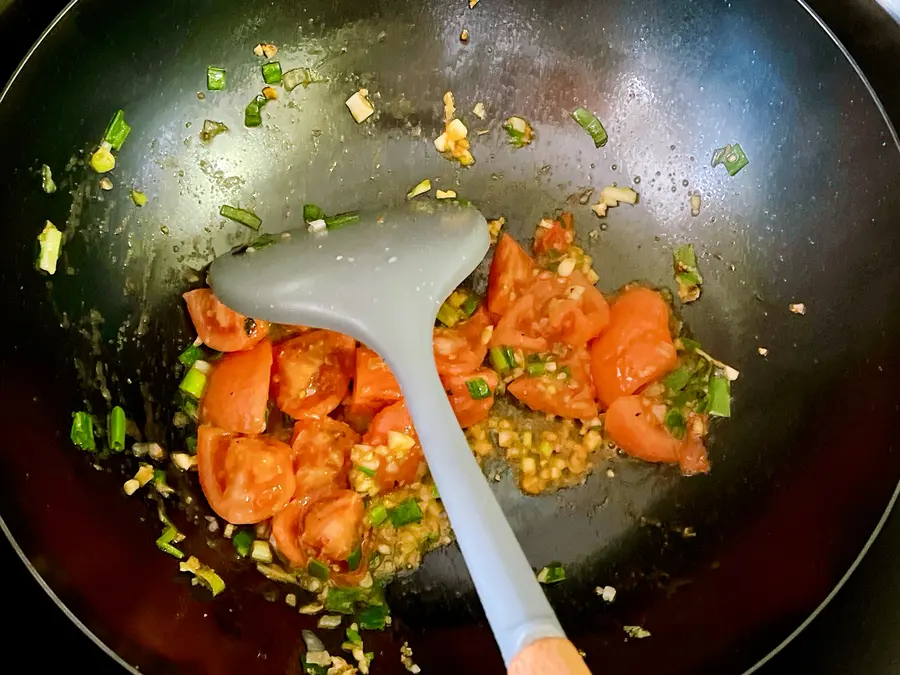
(507, 638, 591, 675)
(388, 335, 589, 672)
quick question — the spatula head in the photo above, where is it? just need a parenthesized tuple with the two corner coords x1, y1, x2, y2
(208, 202, 489, 351)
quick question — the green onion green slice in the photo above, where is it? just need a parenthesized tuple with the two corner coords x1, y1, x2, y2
(70, 411, 96, 452)
(261, 61, 282, 84)
(707, 375, 731, 417)
(206, 66, 226, 91)
(232, 529, 253, 558)
(571, 107, 608, 147)
(219, 204, 262, 231)
(537, 562, 566, 584)
(108, 405, 126, 451)
(103, 110, 131, 151)
(388, 498, 423, 528)
(466, 377, 491, 400)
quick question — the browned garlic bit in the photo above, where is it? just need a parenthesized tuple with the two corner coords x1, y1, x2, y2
(253, 43, 278, 58)
(346, 89, 375, 123)
(789, 302, 806, 315)
(434, 91, 475, 166)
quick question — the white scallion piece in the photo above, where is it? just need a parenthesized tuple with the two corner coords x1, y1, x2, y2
(36, 221, 63, 274)
(251, 539, 273, 563)
(317, 614, 343, 629)
(308, 219, 327, 233)
(346, 89, 375, 123)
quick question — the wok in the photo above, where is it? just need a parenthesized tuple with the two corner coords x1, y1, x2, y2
(1, 0, 899, 674)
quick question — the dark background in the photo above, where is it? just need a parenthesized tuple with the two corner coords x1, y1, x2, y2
(2, 0, 899, 673)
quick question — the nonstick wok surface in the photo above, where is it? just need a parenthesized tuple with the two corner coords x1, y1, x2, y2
(1, 0, 900, 674)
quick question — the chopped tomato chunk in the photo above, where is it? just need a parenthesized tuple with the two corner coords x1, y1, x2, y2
(590, 286, 678, 408)
(290, 417, 358, 500)
(487, 234, 536, 318)
(443, 368, 499, 428)
(605, 395, 710, 474)
(271, 490, 370, 585)
(361, 400, 425, 490)
(273, 330, 356, 418)
(183, 288, 269, 352)
(433, 306, 492, 377)
(507, 347, 598, 419)
(349, 346, 402, 417)
(197, 424, 295, 524)
(491, 270, 609, 352)
(200, 339, 272, 434)
(532, 213, 574, 257)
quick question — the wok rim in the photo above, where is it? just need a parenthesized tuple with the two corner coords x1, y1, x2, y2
(1, 0, 898, 673)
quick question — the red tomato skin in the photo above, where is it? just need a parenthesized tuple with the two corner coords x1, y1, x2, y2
(183, 288, 269, 352)
(290, 417, 358, 500)
(589, 286, 677, 408)
(362, 400, 425, 490)
(433, 306, 492, 378)
(443, 369, 499, 428)
(197, 424, 296, 524)
(273, 330, 356, 418)
(487, 234, 536, 318)
(200, 339, 273, 434)
(349, 346, 402, 418)
(605, 396, 681, 464)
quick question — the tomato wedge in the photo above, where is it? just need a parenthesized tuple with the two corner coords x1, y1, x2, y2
(532, 213, 574, 257)
(271, 490, 370, 585)
(348, 346, 402, 418)
(443, 368, 499, 428)
(183, 288, 269, 352)
(590, 286, 678, 408)
(361, 400, 425, 490)
(507, 347, 598, 419)
(273, 330, 356, 418)
(491, 270, 610, 352)
(605, 395, 710, 474)
(200, 339, 272, 434)
(197, 424, 295, 524)
(433, 306, 492, 378)
(487, 234, 536, 318)
(290, 417, 358, 500)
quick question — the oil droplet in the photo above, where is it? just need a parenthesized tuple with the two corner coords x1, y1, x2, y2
(633, 176, 641, 184)
(682, 179, 689, 186)
(611, 164, 617, 171)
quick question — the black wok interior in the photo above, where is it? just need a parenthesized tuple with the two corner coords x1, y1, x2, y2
(1, 0, 900, 674)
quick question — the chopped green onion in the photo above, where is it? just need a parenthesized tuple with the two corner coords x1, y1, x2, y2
(300, 655, 328, 675)
(108, 405, 126, 452)
(346, 545, 362, 571)
(156, 525, 185, 559)
(503, 116, 534, 148)
(407, 178, 432, 199)
(186, 436, 198, 453)
(465, 377, 491, 400)
(365, 652, 375, 662)
(674, 244, 703, 303)
(308, 558, 331, 580)
(525, 358, 545, 377)
(368, 504, 389, 526)
(489, 345, 516, 372)
(219, 204, 262, 230)
(41, 164, 56, 194)
(232, 529, 253, 558)
(103, 110, 131, 151)
(460, 294, 480, 317)
(571, 107, 608, 147)
(179, 556, 226, 596)
(130, 189, 147, 207)
(179, 364, 207, 399)
(707, 375, 731, 417)
(436, 302, 464, 327)
(90, 144, 116, 173)
(663, 367, 692, 392)
(206, 66, 226, 91)
(178, 343, 205, 367)
(324, 211, 360, 229)
(537, 562, 566, 584)
(356, 464, 376, 477)
(198, 119, 228, 142)
(678, 337, 701, 352)
(261, 61, 283, 84)
(244, 97, 266, 127)
(304, 204, 326, 222)
(388, 498, 423, 528)
(70, 411, 96, 452)
(712, 143, 749, 176)
(36, 221, 63, 274)
(325, 587, 362, 614)
(356, 604, 389, 631)
(558, 366, 572, 379)
(346, 627, 363, 645)
(663, 408, 687, 440)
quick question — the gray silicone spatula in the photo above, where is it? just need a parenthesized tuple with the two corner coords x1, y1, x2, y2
(209, 202, 590, 675)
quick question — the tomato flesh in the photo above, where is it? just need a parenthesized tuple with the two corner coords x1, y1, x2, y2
(349, 346, 402, 418)
(290, 416, 358, 500)
(433, 306, 491, 378)
(507, 347, 598, 419)
(589, 286, 678, 408)
(443, 368, 499, 428)
(273, 330, 356, 418)
(362, 400, 425, 490)
(487, 234, 536, 318)
(183, 288, 269, 352)
(532, 213, 574, 257)
(200, 339, 272, 434)
(197, 424, 295, 524)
